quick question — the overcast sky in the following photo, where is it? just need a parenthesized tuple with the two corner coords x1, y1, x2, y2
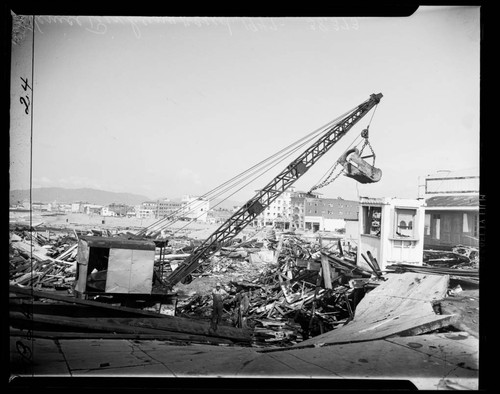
(10, 7, 480, 203)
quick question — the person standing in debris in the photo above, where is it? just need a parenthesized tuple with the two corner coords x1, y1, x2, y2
(235, 290, 250, 328)
(211, 282, 228, 331)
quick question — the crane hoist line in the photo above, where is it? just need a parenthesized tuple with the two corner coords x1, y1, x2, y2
(161, 93, 383, 289)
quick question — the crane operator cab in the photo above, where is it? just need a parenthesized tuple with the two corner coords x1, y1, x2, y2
(338, 128, 382, 184)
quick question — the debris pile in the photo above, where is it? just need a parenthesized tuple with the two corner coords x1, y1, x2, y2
(176, 234, 374, 347)
(9, 227, 78, 290)
(423, 245, 479, 269)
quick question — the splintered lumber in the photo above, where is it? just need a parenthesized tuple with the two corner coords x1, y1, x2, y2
(291, 273, 455, 348)
(366, 251, 381, 272)
(272, 235, 285, 265)
(55, 243, 78, 260)
(361, 253, 382, 279)
(386, 263, 479, 279)
(321, 254, 332, 289)
(323, 253, 372, 277)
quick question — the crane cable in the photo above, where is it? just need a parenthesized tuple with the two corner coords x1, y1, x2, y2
(152, 111, 355, 238)
(140, 104, 358, 236)
(308, 103, 379, 193)
(141, 114, 343, 236)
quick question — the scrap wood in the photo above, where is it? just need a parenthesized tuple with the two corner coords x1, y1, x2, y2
(9, 313, 241, 345)
(366, 251, 381, 272)
(386, 263, 479, 278)
(9, 285, 174, 319)
(324, 253, 372, 277)
(54, 243, 78, 260)
(361, 253, 382, 278)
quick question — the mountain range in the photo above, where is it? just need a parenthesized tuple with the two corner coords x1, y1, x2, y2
(9, 187, 243, 210)
(10, 187, 151, 207)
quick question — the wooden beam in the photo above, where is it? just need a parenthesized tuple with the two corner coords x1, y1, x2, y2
(321, 253, 332, 289)
(9, 314, 239, 345)
(9, 329, 234, 345)
(272, 234, 285, 265)
(9, 285, 171, 319)
(9, 286, 252, 343)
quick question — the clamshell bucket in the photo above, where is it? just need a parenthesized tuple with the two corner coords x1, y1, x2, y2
(339, 148, 382, 184)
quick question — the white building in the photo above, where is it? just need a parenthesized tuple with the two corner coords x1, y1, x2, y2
(135, 204, 156, 219)
(83, 204, 103, 215)
(256, 186, 300, 228)
(101, 206, 117, 217)
(181, 195, 209, 222)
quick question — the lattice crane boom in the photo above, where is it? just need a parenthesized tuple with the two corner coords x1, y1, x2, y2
(164, 93, 383, 288)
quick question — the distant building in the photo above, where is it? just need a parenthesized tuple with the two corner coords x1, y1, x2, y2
(136, 208, 156, 219)
(255, 186, 317, 229)
(71, 202, 89, 213)
(181, 195, 209, 222)
(304, 197, 359, 232)
(32, 202, 51, 211)
(108, 203, 130, 216)
(254, 186, 357, 231)
(207, 208, 233, 224)
(156, 199, 183, 218)
(58, 203, 72, 212)
(422, 172, 479, 250)
(83, 204, 103, 215)
(101, 206, 117, 217)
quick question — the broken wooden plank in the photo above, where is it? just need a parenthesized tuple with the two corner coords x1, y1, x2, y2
(272, 235, 285, 265)
(361, 253, 382, 279)
(366, 251, 381, 272)
(325, 253, 373, 277)
(9, 285, 174, 319)
(321, 254, 332, 289)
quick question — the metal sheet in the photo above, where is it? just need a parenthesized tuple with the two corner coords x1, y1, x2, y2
(106, 248, 154, 294)
(106, 248, 132, 293)
(130, 249, 155, 294)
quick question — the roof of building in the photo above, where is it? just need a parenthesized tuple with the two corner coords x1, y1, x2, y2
(79, 236, 156, 250)
(425, 195, 479, 208)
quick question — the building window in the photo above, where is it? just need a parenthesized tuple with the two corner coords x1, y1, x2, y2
(424, 214, 431, 236)
(433, 214, 441, 240)
(362, 206, 381, 236)
(395, 208, 416, 238)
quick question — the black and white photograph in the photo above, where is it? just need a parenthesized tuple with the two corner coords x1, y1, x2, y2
(8, 6, 482, 391)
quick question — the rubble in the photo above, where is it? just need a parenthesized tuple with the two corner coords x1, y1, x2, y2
(175, 234, 371, 347)
(9, 225, 479, 349)
(9, 228, 78, 290)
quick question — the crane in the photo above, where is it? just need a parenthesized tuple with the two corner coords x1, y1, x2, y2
(161, 93, 383, 289)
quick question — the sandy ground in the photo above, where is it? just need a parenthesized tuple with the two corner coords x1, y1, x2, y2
(9, 211, 272, 239)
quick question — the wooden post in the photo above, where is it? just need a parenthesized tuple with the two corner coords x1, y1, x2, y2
(321, 253, 333, 289)
(273, 234, 285, 265)
(319, 237, 333, 289)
